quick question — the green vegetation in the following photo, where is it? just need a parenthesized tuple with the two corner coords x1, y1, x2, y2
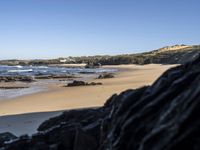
(1, 45, 200, 66)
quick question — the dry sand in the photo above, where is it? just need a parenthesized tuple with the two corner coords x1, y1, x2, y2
(0, 64, 177, 136)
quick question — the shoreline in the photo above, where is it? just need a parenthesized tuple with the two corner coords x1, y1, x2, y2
(0, 64, 177, 116)
(0, 64, 177, 136)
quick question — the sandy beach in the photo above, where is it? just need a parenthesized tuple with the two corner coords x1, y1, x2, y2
(0, 64, 177, 136)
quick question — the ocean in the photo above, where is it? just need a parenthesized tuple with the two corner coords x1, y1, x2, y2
(0, 65, 116, 76)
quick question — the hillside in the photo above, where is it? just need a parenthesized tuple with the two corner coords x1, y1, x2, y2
(0, 44, 200, 66)
(143, 44, 200, 64)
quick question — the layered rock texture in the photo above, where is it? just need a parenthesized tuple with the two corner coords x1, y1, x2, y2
(1, 56, 200, 150)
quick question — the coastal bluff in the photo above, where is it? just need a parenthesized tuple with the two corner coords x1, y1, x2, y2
(0, 44, 200, 66)
(1, 56, 200, 150)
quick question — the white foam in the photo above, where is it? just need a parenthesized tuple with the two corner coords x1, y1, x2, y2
(37, 66, 49, 69)
(7, 69, 33, 73)
(14, 65, 23, 68)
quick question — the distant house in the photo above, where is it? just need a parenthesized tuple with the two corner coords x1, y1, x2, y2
(60, 59, 67, 63)
(59, 58, 76, 63)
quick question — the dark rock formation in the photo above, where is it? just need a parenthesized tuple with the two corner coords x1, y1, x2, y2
(97, 73, 115, 79)
(0, 132, 17, 146)
(1, 56, 200, 150)
(66, 80, 102, 87)
(35, 74, 78, 80)
(0, 76, 34, 82)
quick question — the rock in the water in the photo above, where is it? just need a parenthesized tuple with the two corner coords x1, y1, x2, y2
(2, 56, 200, 150)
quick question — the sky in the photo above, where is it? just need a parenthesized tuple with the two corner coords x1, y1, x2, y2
(0, 0, 199, 59)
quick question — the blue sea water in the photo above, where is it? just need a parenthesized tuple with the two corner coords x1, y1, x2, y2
(0, 65, 116, 76)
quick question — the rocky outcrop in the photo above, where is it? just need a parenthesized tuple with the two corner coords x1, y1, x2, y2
(66, 80, 102, 87)
(0, 76, 34, 82)
(1, 56, 200, 150)
(35, 74, 78, 80)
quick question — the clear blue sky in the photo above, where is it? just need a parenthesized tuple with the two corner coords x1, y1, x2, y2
(0, 0, 199, 59)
